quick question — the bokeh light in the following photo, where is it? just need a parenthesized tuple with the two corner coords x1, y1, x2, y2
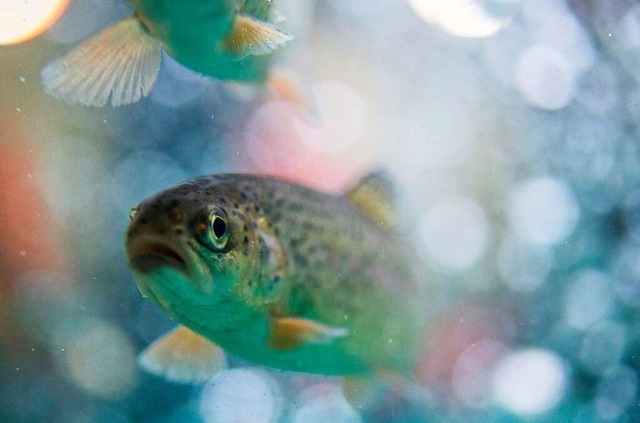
(514, 45, 575, 110)
(408, 0, 508, 38)
(419, 196, 489, 268)
(63, 319, 137, 399)
(492, 349, 566, 417)
(199, 369, 282, 423)
(564, 269, 614, 331)
(508, 177, 579, 246)
(291, 384, 361, 423)
(0, 0, 69, 45)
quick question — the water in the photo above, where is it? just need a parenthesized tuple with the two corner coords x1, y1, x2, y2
(1, 0, 639, 422)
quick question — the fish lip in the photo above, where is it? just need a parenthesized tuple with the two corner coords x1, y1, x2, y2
(128, 242, 187, 273)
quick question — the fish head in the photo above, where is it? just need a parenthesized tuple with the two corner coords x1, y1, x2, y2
(125, 177, 268, 319)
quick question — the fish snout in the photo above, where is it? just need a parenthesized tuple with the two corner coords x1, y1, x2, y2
(127, 238, 188, 274)
(126, 205, 192, 274)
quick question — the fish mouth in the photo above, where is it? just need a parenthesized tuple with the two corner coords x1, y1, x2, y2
(128, 242, 187, 273)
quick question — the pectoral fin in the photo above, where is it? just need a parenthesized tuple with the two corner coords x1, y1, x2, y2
(138, 326, 226, 383)
(223, 14, 293, 57)
(41, 15, 163, 107)
(267, 317, 348, 350)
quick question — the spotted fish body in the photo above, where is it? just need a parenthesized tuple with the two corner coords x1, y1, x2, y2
(126, 173, 429, 377)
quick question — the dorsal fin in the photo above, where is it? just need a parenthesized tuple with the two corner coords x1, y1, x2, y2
(346, 171, 396, 229)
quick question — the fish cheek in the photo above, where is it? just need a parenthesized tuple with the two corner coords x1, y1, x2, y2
(253, 217, 287, 302)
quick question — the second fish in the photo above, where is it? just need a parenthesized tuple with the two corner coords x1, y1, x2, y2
(41, 0, 293, 107)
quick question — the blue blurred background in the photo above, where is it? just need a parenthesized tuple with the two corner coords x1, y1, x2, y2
(1, 0, 639, 422)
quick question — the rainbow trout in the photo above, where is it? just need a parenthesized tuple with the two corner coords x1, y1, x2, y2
(125, 173, 429, 383)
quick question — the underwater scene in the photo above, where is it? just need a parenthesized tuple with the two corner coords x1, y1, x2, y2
(1, 0, 639, 422)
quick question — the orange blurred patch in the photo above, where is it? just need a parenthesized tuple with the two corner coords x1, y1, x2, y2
(0, 121, 67, 290)
(238, 100, 374, 192)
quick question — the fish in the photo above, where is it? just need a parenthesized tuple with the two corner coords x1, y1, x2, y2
(41, 0, 293, 107)
(125, 172, 431, 389)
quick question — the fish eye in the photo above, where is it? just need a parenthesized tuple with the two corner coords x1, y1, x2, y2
(212, 216, 227, 240)
(197, 209, 230, 251)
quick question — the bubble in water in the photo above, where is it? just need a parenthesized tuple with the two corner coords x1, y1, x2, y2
(492, 348, 566, 417)
(514, 45, 575, 110)
(508, 177, 579, 246)
(419, 196, 490, 268)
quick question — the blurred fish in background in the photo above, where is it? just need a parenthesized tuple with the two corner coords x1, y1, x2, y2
(1, 0, 640, 422)
(41, 0, 293, 107)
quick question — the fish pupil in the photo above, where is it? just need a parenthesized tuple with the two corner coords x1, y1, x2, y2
(212, 217, 227, 239)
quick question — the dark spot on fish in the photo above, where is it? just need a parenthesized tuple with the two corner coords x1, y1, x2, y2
(231, 210, 238, 217)
(254, 205, 260, 213)
(204, 191, 211, 197)
(295, 254, 309, 268)
(170, 199, 180, 207)
(289, 202, 303, 212)
(240, 192, 248, 200)
(243, 224, 248, 232)
(175, 228, 183, 236)
(219, 197, 227, 204)
(139, 218, 148, 225)
(233, 202, 239, 208)
(243, 236, 249, 244)
(158, 229, 166, 235)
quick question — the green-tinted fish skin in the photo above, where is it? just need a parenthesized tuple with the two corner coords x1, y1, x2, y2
(130, 0, 275, 81)
(126, 174, 429, 376)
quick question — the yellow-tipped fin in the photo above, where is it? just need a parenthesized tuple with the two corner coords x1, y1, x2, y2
(346, 171, 397, 229)
(223, 14, 293, 57)
(267, 317, 348, 350)
(41, 16, 163, 107)
(138, 326, 227, 383)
